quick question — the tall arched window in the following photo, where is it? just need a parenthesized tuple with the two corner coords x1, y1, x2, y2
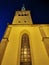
(20, 33, 32, 65)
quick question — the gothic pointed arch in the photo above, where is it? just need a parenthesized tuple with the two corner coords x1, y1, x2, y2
(20, 33, 32, 65)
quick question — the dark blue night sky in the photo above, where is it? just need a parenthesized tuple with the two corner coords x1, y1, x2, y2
(0, 0, 49, 41)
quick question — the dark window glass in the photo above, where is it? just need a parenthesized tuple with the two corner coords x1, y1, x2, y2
(24, 21, 26, 23)
(18, 21, 21, 23)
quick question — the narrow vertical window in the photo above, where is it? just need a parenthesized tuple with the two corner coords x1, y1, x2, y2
(20, 33, 32, 65)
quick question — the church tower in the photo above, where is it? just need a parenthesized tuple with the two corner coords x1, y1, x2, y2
(12, 5, 32, 24)
(0, 5, 49, 65)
